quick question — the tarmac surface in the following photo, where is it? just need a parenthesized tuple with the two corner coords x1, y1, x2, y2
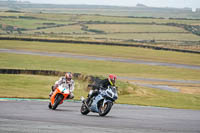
(0, 100, 200, 133)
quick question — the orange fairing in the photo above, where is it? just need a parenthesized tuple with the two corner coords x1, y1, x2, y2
(50, 86, 69, 105)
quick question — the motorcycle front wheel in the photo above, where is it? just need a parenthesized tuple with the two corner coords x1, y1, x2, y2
(52, 94, 64, 110)
(48, 102, 52, 109)
(98, 101, 113, 116)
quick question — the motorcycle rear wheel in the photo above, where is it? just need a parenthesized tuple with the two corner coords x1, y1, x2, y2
(80, 102, 90, 115)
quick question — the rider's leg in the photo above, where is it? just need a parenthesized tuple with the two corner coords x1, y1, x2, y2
(66, 93, 74, 99)
(88, 89, 99, 98)
(49, 85, 56, 98)
(86, 89, 99, 105)
(49, 90, 53, 98)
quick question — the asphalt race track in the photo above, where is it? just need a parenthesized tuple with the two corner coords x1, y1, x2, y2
(0, 100, 200, 133)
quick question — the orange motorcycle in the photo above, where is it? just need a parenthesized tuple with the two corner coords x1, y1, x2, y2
(48, 84, 70, 110)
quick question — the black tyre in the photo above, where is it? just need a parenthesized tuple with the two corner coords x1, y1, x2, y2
(80, 103, 90, 115)
(52, 94, 64, 110)
(98, 101, 113, 116)
(48, 102, 52, 109)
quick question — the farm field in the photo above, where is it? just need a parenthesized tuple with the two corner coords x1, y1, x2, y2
(0, 11, 200, 51)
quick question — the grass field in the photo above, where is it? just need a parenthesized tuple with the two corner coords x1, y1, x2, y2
(86, 24, 188, 33)
(79, 15, 200, 25)
(0, 74, 88, 99)
(129, 79, 200, 94)
(0, 74, 200, 110)
(1, 11, 200, 25)
(77, 32, 200, 41)
(18, 7, 200, 19)
(1, 11, 200, 51)
(0, 40, 200, 66)
(0, 52, 200, 80)
(24, 25, 85, 34)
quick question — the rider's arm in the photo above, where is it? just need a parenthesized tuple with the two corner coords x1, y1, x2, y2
(69, 80, 75, 92)
(54, 77, 64, 87)
(98, 79, 108, 89)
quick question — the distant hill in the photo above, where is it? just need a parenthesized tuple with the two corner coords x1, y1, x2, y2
(136, 3, 148, 7)
(0, 0, 199, 19)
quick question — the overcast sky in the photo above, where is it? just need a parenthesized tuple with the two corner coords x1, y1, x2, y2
(25, 0, 200, 10)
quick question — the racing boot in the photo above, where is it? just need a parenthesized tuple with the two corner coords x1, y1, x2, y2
(85, 90, 94, 106)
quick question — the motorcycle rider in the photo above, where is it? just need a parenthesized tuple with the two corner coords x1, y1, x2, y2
(49, 72, 75, 99)
(86, 74, 117, 105)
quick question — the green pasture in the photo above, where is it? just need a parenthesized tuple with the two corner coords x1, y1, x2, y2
(0, 74, 200, 110)
(5, 31, 200, 42)
(1, 18, 47, 29)
(0, 52, 200, 80)
(77, 32, 200, 41)
(80, 15, 200, 25)
(24, 25, 86, 34)
(42, 8, 200, 19)
(86, 24, 188, 33)
(1, 11, 200, 48)
(2, 11, 200, 25)
(0, 12, 25, 17)
(25, 13, 76, 21)
(55, 32, 200, 43)
(0, 18, 69, 29)
(0, 11, 75, 21)
(0, 40, 200, 66)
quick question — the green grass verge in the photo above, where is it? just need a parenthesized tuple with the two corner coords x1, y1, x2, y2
(0, 52, 200, 80)
(0, 74, 200, 110)
(0, 40, 200, 66)
(0, 74, 135, 99)
(0, 74, 88, 99)
(119, 88, 200, 110)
